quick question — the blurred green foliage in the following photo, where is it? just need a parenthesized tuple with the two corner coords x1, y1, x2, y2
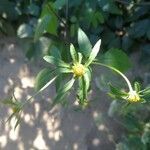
(0, 0, 150, 149)
(0, 0, 149, 62)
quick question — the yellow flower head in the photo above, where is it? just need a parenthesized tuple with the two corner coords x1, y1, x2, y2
(128, 91, 140, 102)
(72, 63, 85, 77)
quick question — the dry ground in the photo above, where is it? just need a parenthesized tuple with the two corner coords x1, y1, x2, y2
(0, 37, 149, 150)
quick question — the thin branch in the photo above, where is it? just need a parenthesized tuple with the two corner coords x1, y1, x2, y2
(47, 3, 66, 26)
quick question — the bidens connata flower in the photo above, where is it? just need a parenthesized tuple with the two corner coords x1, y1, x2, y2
(127, 90, 140, 102)
(72, 63, 85, 77)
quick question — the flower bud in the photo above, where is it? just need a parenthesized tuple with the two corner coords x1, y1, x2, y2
(128, 91, 140, 102)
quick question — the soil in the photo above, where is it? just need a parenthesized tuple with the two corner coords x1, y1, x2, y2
(0, 38, 149, 150)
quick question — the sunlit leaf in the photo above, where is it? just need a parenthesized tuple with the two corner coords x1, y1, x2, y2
(53, 77, 75, 105)
(70, 44, 78, 63)
(43, 55, 70, 68)
(78, 28, 92, 58)
(58, 67, 73, 73)
(78, 52, 83, 64)
(141, 86, 150, 100)
(134, 82, 141, 92)
(109, 83, 128, 98)
(85, 39, 101, 66)
(14, 115, 21, 130)
(35, 68, 57, 91)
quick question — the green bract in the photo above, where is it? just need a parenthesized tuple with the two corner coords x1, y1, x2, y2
(109, 81, 150, 103)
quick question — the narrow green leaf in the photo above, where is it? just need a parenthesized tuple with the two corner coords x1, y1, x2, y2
(35, 68, 57, 91)
(58, 67, 73, 73)
(109, 83, 128, 97)
(78, 28, 92, 58)
(43, 56, 70, 68)
(14, 116, 21, 130)
(49, 46, 61, 59)
(78, 52, 83, 64)
(134, 82, 141, 92)
(40, 76, 57, 93)
(85, 39, 101, 66)
(83, 68, 91, 91)
(142, 86, 150, 100)
(53, 77, 75, 105)
(77, 75, 89, 105)
(34, 15, 51, 41)
(77, 77, 84, 102)
(70, 43, 78, 63)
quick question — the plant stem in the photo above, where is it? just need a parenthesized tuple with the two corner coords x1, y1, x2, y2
(47, 3, 66, 26)
(93, 62, 133, 92)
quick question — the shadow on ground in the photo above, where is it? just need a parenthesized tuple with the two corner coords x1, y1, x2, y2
(0, 38, 135, 150)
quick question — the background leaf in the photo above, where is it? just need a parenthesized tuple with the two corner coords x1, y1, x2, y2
(98, 0, 122, 15)
(34, 15, 51, 41)
(85, 39, 101, 66)
(99, 49, 132, 72)
(53, 77, 75, 105)
(43, 56, 70, 68)
(78, 28, 92, 58)
(17, 24, 33, 38)
(35, 68, 56, 91)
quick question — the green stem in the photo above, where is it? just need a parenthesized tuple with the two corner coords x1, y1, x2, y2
(93, 62, 134, 92)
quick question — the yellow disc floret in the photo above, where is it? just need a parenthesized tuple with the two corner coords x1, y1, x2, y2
(72, 63, 85, 77)
(127, 91, 140, 102)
